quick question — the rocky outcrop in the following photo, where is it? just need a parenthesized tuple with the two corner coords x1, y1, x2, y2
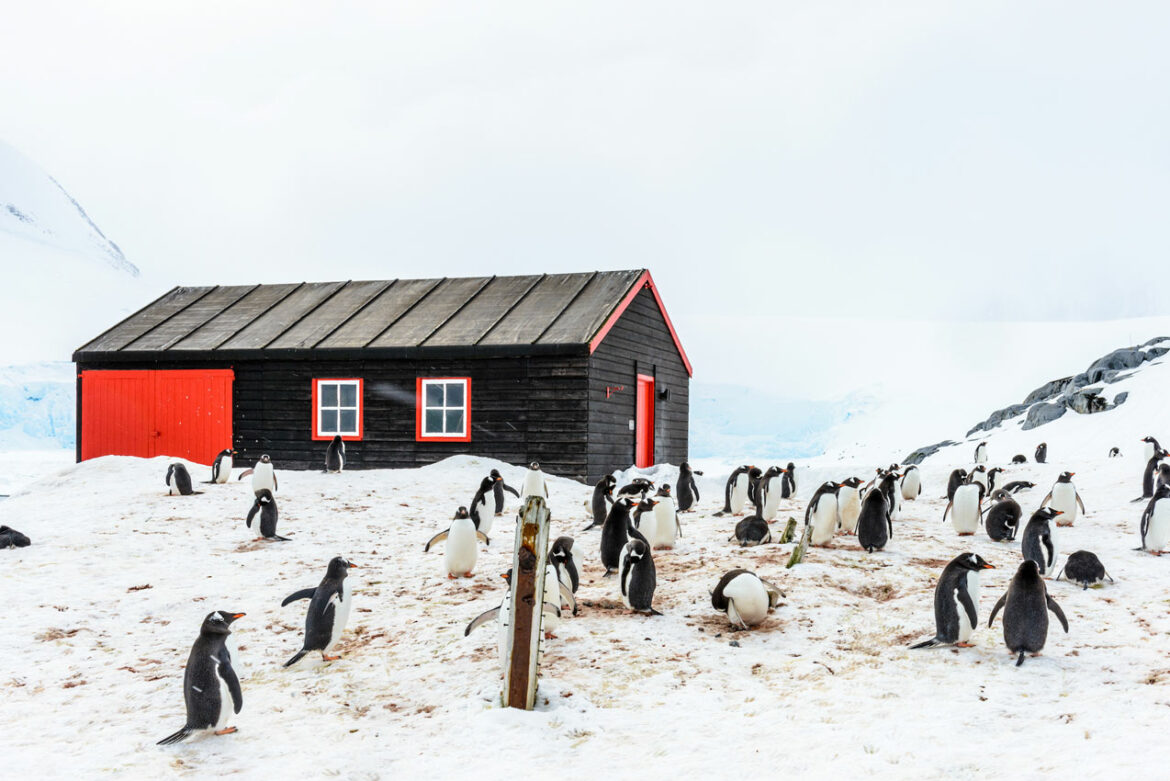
(1022, 403, 1066, 430)
(902, 440, 958, 466)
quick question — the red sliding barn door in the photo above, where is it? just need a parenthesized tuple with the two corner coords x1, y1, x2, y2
(635, 374, 655, 468)
(80, 369, 234, 462)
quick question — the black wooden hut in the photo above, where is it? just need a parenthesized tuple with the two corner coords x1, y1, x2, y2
(72, 269, 691, 482)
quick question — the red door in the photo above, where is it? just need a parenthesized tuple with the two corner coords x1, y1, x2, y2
(635, 374, 655, 468)
(81, 369, 234, 462)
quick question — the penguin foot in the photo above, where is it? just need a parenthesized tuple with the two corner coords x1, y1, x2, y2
(494, 512, 503, 517)
(955, 642, 975, 648)
(544, 632, 558, 640)
(464, 571, 474, 578)
(322, 654, 341, 661)
(214, 727, 238, 736)
(447, 573, 457, 579)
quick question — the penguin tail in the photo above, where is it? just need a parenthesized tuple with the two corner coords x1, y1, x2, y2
(1016, 650, 1026, 667)
(580, 522, 598, 532)
(908, 637, 942, 650)
(270, 535, 292, 542)
(157, 727, 191, 745)
(646, 607, 664, 616)
(283, 649, 309, 668)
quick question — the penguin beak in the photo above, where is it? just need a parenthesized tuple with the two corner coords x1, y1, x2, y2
(495, 477, 502, 481)
(347, 563, 358, 568)
(981, 563, 995, 570)
(1068, 472, 1075, 477)
(1054, 510, 1064, 515)
(231, 612, 246, 619)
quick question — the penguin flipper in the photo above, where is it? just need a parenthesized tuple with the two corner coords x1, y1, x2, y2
(424, 530, 449, 552)
(504, 483, 520, 498)
(956, 587, 978, 631)
(157, 727, 191, 745)
(465, 606, 501, 636)
(1047, 596, 1070, 633)
(246, 501, 259, 529)
(283, 649, 309, 668)
(988, 593, 1007, 627)
(726, 599, 748, 630)
(942, 500, 953, 523)
(558, 582, 577, 615)
(1076, 494, 1086, 515)
(218, 652, 243, 713)
(1040, 491, 1053, 507)
(760, 577, 784, 608)
(281, 588, 316, 607)
(476, 531, 490, 546)
(238, 469, 254, 480)
(1054, 565, 1067, 583)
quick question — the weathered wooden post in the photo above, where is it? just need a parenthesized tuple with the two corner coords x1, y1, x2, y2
(503, 495, 552, 710)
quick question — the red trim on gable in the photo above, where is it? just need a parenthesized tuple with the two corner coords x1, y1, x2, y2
(311, 378, 364, 441)
(588, 270, 692, 376)
(415, 377, 473, 443)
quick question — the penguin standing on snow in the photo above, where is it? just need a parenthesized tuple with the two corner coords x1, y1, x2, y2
(619, 538, 660, 615)
(582, 475, 617, 530)
(857, 473, 896, 552)
(988, 559, 1069, 666)
(711, 569, 782, 629)
(806, 481, 841, 547)
(1056, 551, 1114, 589)
(719, 465, 753, 516)
(550, 536, 579, 597)
(1035, 442, 1048, 464)
(1021, 507, 1062, 575)
(974, 441, 988, 464)
(469, 476, 498, 536)
(909, 553, 995, 649)
(0, 526, 31, 548)
(1139, 483, 1170, 554)
(837, 476, 864, 534)
(759, 466, 786, 521)
(165, 463, 195, 496)
(1109, 447, 1121, 458)
(648, 485, 680, 548)
(1142, 436, 1163, 463)
(986, 467, 1005, 495)
(946, 469, 969, 502)
(238, 454, 277, 496)
(600, 497, 642, 575)
(781, 463, 798, 499)
(1012, 454, 1027, 464)
(281, 556, 357, 666)
(943, 482, 984, 536)
(424, 507, 490, 579)
(464, 572, 562, 669)
(746, 467, 764, 511)
(677, 462, 702, 512)
(324, 435, 345, 473)
(246, 490, 289, 541)
(210, 448, 235, 484)
(490, 469, 520, 515)
(984, 489, 1022, 542)
(157, 611, 245, 745)
(900, 465, 922, 501)
(969, 465, 989, 496)
(521, 462, 549, 499)
(1041, 472, 1085, 526)
(1135, 448, 1168, 501)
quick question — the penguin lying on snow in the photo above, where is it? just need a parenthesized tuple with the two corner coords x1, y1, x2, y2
(1056, 551, 1114, 589)
(246, 490, 290, 541)
(1001, 480, 1035, 494)
(988, 560, 1069, 666)
(210, 448, 235, 484)
(582, 475, 617, 531)
(282, 557, 357, 667)
(166, 463, 198, 496)
(984, 490, 1021, 542)
(0, 525, 31, 548)
(425, 507, 490, 579)
(157, 611, 245, 745)
(325, 435, 345, 473)
(730, 513, 771, 547)
(909, 553, 995, 649)
(676, 462, 703, 512)
(617, 478, 655, 502)
(711, 569, 783, 629)
(620, 539, 660, 615)
(1011, 454, 1027, 464)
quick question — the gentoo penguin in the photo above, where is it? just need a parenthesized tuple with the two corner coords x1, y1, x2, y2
(974, 441, 988, 464)
(490, 469, 520, 515)
(1139, 483, 1170, 554)
(1142, 436, 1162, 463)
(521, 462, 549, 499)
(1011, 454, 1027, 464)
(988, 559, 1069, 666)
(986, 467, 1005, 495)
(600, 497, 640, 575)
(806, 481, 841, 547)
(582, 475, 617, 530)
(324, 435, 345, 473)
(1020, 507, 1061, 575)
(238, 454, 277, 496)
(759, 466, 786, 521)
(1136, 448, 1168, 501)
(909, 553, 995, 649)
(746, 467, 764, 510)
(619, 538, 660, 615)
(616, 478, 655, 502)
(943, 483, 984, 536)
(424, 509, 490, 578)
(946, 469, 969, 502)
(0, 526, 31, 548)
(730, 513, 771, 547)
(837, 476, 864, 534)
(857, 473, 896, 552)
(900, 465, 922, 501)
(711, 569, 782, 629)
(1041, 472, 1085, 526)
(780, 462, 797, 499)
(719, 465, 753, 516)
(469, 476, 497, 536)
(210, 448, 235, 484)
(1108, 447, 1121, 458)
(647, 485, 680, 548)
(465, 572, 561, 669)
(246, 490, 289, 541)
(281, 556, 357, 666)
(1002, 480, 1035, 494)
(984, 489, 1022, 542)
(969, 465, 989, 496)
(1034, 442, 1047, 464)
(882, 466, 903, 520)
(1158, 463, 1170, 493)
(157, 610, 245, 745)
(676, 462, 702, 512)
(550, 536, 579, 597)
(1055, 551, 1114, 589)
(166, 463, 195, 496)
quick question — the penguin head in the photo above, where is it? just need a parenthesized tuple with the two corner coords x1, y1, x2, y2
(748, 467, 762, 479)
(1057, 471, 1075, 483)
(763, 466, 782, 478)
(657, 484, 672, 497)
(529, 462, 542, 471)
(1034, 507, 1062, 523)
(326, 556, 357, 579)
(1155, 483, 1170, 499)
(257, 489, 274, 504)
(840, 476, 863, 488)
(786, 462, 796, 471)
(202, 611, 245, 635)
(636, 497, 659, 513)
(1142, 436, 1156, 444)
(625, 538, 648, 559)
(820, 480, 840, 493)
(988, 467, 1004, 476)
(259, 454, 272, 464)
(552, 536, 574, 557)
(971, 465, 986, 474)
(956, 553, 995, 571)
(453, 506, 469, 519)
(604, 475, 617, 487)
(1017, 559, 1042, 580)
(479, 476, 496, 492)
(991, 489, 1011, 503)
(490, 469, 502, 480)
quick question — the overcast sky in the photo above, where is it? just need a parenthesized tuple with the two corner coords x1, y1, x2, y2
(3, 2, 1168, 395)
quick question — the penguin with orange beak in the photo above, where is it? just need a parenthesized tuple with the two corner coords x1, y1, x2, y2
(158, 610, 246, 745)
(281, 556, 358, 667)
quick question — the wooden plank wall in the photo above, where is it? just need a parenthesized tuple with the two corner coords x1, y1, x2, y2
(586, 287, 690, 483)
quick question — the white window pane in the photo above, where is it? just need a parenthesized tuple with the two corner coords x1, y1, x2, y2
(320, 409, 338, 433)
(445, 409, 464, 434)
(339, 383, 357, 407)
(425, 383, 443, 407)
(321, 383, 338, 407)
(339, 409, 357, 433)
(445, 382, 464, 407)
(425, 409, 443, 434)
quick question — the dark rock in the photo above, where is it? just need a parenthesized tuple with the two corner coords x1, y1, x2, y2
(1141, 336, 1170, 348)
(1113, 391, 1129, 407)
(903, 440, 958, 465)
(1022, 403, 1066, 430)
(1086, 368, 1118, 385)
(1065, 389, 1107, 415)
(966, 403, 1031, 437)
(1023, 377, 1074, 405)
(1087, 349, 1147, 374)
(1146, 346, 1169, 360)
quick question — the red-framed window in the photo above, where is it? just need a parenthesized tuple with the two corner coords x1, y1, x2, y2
(312, 378, 364, 441)
(416, 377, 471, 442)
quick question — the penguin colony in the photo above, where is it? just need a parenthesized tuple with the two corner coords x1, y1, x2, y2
(24, 431, 1155, 746)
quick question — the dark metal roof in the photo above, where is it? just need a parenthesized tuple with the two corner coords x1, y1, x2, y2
(74, 270, 650, 362)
